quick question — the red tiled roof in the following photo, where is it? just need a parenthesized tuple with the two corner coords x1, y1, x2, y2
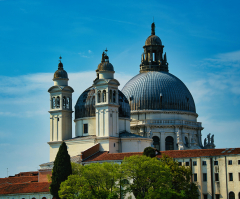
(0, 182, 50, 195)
(0, 176, 38, 188)
(83, 148, 240, 162)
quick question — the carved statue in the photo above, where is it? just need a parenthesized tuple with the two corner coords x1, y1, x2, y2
(176, 130, 181, 143)
(148, 130, 153, 138)
(211, 134, 214, 144)
(204, 138, 207, 146)
(207, 133, 211, 144)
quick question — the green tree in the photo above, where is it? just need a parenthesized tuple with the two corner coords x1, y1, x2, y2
(160, 154, 199, 199)
(143, 147, 156, 158)
(121, 155, 183, 199)
(50, 142, 72, 199)
(59, 162, 125, 199)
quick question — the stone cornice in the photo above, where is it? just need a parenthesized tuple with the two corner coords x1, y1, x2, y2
(131, 110, 198, 117)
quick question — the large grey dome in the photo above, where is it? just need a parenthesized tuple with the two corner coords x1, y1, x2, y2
(75, 87, 130, 119)
(121, 71, 196, 113)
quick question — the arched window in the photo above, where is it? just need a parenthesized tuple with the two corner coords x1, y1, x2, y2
(32, 197, 36, 199)
(102, 90, 106, 102)
(42, 197, 46, 199)
(98, 91, 101, 103)
(66, 97, 70, 109)
(63, 96, 66, 109)
(185, 137, 189, 147)
(56, 96, 60, 108)
(229, 192, 235, 199)
(153, 136, 160, 151)
(165, 136, 174, 150)
(113, 90, 116, 103)
(109, 90, 112, 102)
(52, 97, 55, 109)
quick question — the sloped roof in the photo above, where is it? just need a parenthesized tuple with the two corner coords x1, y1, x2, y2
(83, 148, 240, 162)
(0, 182, 50, 195)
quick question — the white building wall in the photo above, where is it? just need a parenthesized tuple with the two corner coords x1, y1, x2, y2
(75, 117, 96, 137)
(0, 193, 52, 199)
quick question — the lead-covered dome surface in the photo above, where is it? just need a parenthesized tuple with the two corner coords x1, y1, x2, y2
(53, 63, 68, 79)
(145, 35, 162, 46)
(121, 71, 196, 113)
(97, 62, 114, 72)
(75, 87, 130, 119)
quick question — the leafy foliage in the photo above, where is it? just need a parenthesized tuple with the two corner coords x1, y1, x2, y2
(121, 155, 184, 199)
(59, 154, 199, 199)
(160, 154, 199, 199)
(143, 147, 156, 158)
(50, 142, 72, 199)
(59, 162, 126, 199)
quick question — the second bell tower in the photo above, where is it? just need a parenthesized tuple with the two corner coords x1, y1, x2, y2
(48, 57, 74, 142)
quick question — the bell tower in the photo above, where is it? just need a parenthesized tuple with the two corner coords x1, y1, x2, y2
(93, 50, 120, 137)
(48, 56, 74, 142)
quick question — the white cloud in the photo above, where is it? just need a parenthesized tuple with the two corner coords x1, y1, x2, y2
(0, 71, 133, 118)
(88, 50, 92, 54)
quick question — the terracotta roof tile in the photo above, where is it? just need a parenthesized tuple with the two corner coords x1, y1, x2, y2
(0, 182, 50, 195)
(0, 176, 38, 187)
(83, 148, 240, 162)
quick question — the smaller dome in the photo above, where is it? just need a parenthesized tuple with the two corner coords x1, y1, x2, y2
(53, 62, 68, 79)
(97, 62, 114, 72)
(75, 86, 130, 119)
(145, 35, 162, 46)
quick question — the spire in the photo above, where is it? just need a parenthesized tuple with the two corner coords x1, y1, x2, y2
(164, 52, 167, 62)
(58, 55, 63, 70)
(151, 22, 155, 35)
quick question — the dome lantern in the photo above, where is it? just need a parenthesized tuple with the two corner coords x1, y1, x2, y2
(140, 23, 168, 73)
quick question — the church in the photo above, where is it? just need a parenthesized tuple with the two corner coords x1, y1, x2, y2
(1, 23, 239, 199)
(47, 22, 215, 162)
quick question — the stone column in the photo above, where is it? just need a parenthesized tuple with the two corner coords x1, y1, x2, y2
(160, 130, 165, 151)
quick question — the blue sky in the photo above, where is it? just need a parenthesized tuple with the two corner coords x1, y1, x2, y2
(0, 0, 240, 177)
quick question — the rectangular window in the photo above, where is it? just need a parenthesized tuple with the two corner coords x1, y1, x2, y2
(178, 162, 182, 166)
(238, 160, 240, 165)
(215, 194, 220, 199)
(215, 173, 219, 181)
(194, 173, 197, 182)
(84, 124, 88, 134)
(203, 194, 208, 199)
(214, 161, 218, 165)
(193, 161, 197, 166)
(185, 162, 189, 166)
(202, 161, 207, 165)
(228, 160, 232, 165)
(229, 173, 233, 181)
(203, 173, 207, 181)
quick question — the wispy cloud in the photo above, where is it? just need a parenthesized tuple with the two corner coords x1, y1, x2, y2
(78, 50, 93, 58)
(188, 50, 240, 103)
(0, 71, 132, 118)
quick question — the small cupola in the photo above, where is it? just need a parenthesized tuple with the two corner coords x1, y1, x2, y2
(53, 56, 69, 86)
(96, 50, 115, 79)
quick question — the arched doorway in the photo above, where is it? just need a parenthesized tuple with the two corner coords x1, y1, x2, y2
(152, 136, 160, 151)
(165, 136, 174, 150)
(229, 192, 235, 199)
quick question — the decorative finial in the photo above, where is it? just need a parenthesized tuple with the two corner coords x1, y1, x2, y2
(105, 48, 108, 53)
(59, 55, 62, 63)
(151, 22, 155, 35)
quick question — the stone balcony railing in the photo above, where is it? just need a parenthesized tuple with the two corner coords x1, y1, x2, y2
(131, 119, 202, 128)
